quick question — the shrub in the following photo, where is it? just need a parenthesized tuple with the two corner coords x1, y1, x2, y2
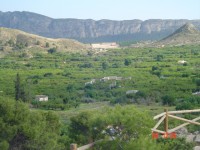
(48, 47, 57, 54)
(44, 73, 53, 77)
(162, 95, 175, 106)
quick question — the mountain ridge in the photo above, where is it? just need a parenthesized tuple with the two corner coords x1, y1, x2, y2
(0, 11, 200, 42)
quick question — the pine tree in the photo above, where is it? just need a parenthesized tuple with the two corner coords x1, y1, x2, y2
(15, 73, 29, 102)
(124, 58, 131, 66)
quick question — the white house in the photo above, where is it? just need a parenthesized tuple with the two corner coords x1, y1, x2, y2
(192, 92, 200, 96)
(85, 79, 96, 85)
(178, 60, 187, 64)
(126, 90, 139, 95)
(35, 95, 48, 101)
(100, 76, 123, 82)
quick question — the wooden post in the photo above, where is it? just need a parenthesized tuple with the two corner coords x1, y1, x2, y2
(153, 109, 200, 137)
(70, 143, 77, 150)
(164, 108, 168, 134)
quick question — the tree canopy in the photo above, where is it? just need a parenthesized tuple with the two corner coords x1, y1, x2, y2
(0, 97, 64, 150)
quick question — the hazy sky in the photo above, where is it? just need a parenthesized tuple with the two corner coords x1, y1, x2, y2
(1, 0, 200, 20)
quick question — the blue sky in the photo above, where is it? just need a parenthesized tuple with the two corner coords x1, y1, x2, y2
(1, 0, 200, 20)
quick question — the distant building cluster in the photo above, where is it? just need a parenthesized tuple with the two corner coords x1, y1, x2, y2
(91, 42, 119, 49)
(100, 76, 123, 81)
(85, 76, 131, 86)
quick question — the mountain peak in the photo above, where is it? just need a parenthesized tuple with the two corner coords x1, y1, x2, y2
(174, 23, 199, 34)
(156, 23, 200, 46)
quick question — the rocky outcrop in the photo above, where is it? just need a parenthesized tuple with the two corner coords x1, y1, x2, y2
(0, 11, 200, 42)
(194, 146, 200, 150)
(177, 127, 200, 145)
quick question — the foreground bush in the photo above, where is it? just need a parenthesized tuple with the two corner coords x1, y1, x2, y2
(0, 97, 64, 150)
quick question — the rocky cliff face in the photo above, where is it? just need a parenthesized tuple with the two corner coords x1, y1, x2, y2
(0, 11, 200, 42)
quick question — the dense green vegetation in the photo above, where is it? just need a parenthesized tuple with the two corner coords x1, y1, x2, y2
(0, 44, 200, 149)
(0, 98, 64, 149)
(0, 98, 194, 150)
(0, 45, 200, 107)
(68, 105, 194, 150)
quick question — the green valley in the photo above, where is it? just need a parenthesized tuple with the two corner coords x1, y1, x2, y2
(0, 45, 200, 106)
(0, 22, 200, 149)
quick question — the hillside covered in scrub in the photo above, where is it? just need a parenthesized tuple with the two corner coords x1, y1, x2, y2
(0, 27, 90, 55)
